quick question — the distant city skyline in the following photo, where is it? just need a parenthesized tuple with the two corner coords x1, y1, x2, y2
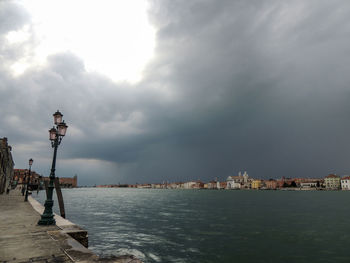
(1, 1, 350, 185)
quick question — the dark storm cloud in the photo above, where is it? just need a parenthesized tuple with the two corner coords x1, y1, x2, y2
(132, 0, 350, 182)
(1, 0, 350, 184)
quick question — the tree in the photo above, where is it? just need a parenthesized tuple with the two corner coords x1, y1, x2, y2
(290, 181, 297, 187)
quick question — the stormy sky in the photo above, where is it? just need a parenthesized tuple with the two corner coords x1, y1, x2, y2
(1, 0, 350, 185)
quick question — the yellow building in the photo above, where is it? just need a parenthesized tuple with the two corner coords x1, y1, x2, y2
(251, 180, 261, 189)
(325, 174, 340, 190)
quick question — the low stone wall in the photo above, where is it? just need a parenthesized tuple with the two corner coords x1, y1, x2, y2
(28, 196, 142, 262)
(28, 196, 88, 247)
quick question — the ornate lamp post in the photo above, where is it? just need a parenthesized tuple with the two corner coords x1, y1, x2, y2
(24, 158, 33, 201)
(38, 110, 68, 225)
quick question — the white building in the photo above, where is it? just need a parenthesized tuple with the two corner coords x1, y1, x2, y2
(226, 171, 249, 189)
(208, 181, 218, 189)
(300, 182, 317, 188)
(226, 176, 241, 189)
(243, 171, 248, 184)
(341, 176, 350, 190)
(184, 181, 197, 189)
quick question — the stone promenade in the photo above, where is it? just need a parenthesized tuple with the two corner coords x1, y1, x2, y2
(0, 190, 141, 263)
(0, 190, 73, 262)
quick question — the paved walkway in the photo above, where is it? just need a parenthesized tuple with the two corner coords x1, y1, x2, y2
(0, 190, 142, 263)
(0, 190, 72, 263)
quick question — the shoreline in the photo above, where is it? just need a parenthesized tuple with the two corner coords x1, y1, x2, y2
(79, 187, 344, 191)
(29, 194, 143, 263)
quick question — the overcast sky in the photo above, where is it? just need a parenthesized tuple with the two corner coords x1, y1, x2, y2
(1, 0, 350, 185)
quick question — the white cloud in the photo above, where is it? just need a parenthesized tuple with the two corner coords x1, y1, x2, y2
(14, 0, 156, 83)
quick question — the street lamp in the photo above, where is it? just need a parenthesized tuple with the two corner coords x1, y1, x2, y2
(24, 158, 33, 201)
(38, 110, 68, 225)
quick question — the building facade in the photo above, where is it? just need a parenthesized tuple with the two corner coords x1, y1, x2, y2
(220, 182, 227, 189)
(59, 175, 78, 188)
(251, 180, 261, 189)
(184, 181, 197, 189)
(265, 179, 277, 189)
(226, 176, 241, 189)
(300, 182, 317, 188)
(0, 138, 15, 194)
(207, 181, 219, 189)
(341, 176, 350, 190)
(42, 175, 78, 188)
(226, 171, 249, 189)
(13, 169, 41, 187)
(193, 181, 204, 189)
(325, 174, 341, 190)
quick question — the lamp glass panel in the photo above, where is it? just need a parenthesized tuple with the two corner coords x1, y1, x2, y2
(54, 115, 62, 125)
(58, 123, 67, 136)
(53, 112, 63, 125)
(49, 128, 57, 140)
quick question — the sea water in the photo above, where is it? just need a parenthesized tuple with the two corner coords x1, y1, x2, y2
(34, 188, 350, 263)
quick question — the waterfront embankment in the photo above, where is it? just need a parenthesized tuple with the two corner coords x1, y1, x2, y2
(0, 190, 141, 263)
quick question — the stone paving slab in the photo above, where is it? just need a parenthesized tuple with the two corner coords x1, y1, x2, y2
(0, 190, 71, 263)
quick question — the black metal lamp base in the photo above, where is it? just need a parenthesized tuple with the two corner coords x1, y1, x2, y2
(38, 199, 56, 225)
(38, 217, 56, 225)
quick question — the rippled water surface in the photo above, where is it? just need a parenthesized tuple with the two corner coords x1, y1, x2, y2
(34, 188, 350, 262)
